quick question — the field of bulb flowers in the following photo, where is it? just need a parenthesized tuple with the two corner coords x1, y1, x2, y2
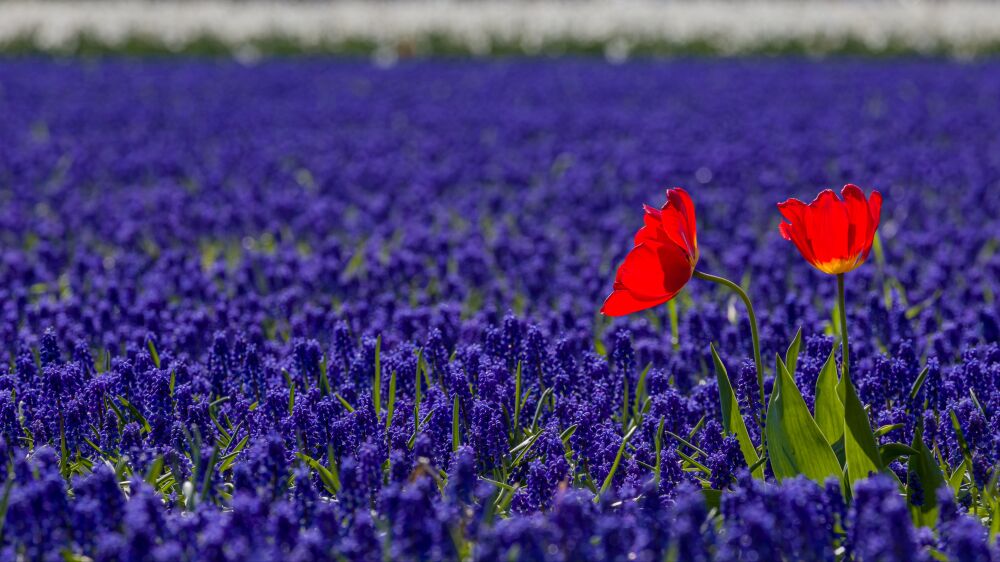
(0, 58, 999, 561)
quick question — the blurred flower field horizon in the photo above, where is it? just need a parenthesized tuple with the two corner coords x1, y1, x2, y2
(0, 58, 999, 561)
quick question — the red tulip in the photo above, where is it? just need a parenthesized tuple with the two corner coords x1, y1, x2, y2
(777, 184, 883, 275)
(602, 188, 698, 316)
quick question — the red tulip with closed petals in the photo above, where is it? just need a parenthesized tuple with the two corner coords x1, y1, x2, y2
(602, 188, 698, 316)
(777, 184, 883, 275)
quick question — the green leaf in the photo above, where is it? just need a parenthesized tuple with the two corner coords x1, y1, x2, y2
(665, 430, 708, 458)
(373, 335, 382, 419)
(598, 425, 636, 497)
(949, 410, 974, 460)
(653, 417, 666, 484)
(414, 350, 423, 434)
(907, 418, 945, 526)
(560, 425, 578, 444)
(147, 338, 161, 369)
(701, 488, 722, 511)
(297, 452, 340, 494)
(118, 397, 151, 434)
(748, 454, 768, 475)
(784, 327, 803, 378)
(709, 344, 762, 478)
(218, 434, 249, 472)
(908, 366, 930, 403)
(511, 433, 541, 466)
(513, 361, 522, 435)
(333, 393, 354, 413)
(452, 394, 461, 452)
(318, 355, 330, 396)
(879, 442, 918, 466)
(842, 367, 884, 488)
(765, 355, 841, 484)
(989, 499, 1000, 541)
(874, 424, 905, 438)
(530, 388, 551, 432)
(0, 477, 16, 541)
(676, 449, 711, 474)
(622, 363, 630, 432)
(949, 459, 968, 492)
(510, 433, 538, 455)
(385, 370, 397, 430)
(814, 347, 844, 447)
(634, 363, 652, 419)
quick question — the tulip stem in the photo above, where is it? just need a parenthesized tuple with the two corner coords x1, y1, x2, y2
(692, 270, 765, 414)
(837, 273, 850, 385)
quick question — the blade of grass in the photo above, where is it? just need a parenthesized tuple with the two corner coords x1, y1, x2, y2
(598, 425, 637, 497)
(373, 335, 382, 419)
(908, 365, 930, 404)
(452, 394, 461, 452)
(386, 370, 397, 430)
(513, 361, 522, 437)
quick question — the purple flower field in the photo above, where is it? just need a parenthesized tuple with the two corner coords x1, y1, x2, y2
(0, 59, 998, 561)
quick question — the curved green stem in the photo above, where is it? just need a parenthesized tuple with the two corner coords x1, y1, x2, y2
(692, 269, 765, 414)
(837, 273, 850, 385)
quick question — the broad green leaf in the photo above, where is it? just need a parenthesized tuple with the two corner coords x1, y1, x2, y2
(880, 442, 918, 466)
(990, 500, 1000, 541)
(949, 459, 968, 492)
(907, 418, 945, 527)
(874, 424, 905, 438)
(710, 344, 762, 479)
(842, 369, 884, 488)
(701, 488, 722, 510)
(784, 327, 802, 378)
(814, 348, 844, 447)
(766, 355, 841, 484)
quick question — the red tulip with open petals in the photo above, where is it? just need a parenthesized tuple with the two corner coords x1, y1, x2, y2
(602, 188, 699, 316)
(777, 184, 883, 275)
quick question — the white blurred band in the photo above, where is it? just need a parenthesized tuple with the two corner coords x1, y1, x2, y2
(2, 1, 1000, 54)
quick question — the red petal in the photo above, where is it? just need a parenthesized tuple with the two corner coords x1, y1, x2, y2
(841, 184, 872, 262)
(868, 190, 883, 232)
(862, 190, 883, 260)
(601, 290, 669, 316)
(603, 241, 693, 316)
(668, 187, 698, 258)
(804, 189, 850, 267)
(615, 243, 667, 299)
(778, 221, 794, 241)
(776, 198, 817, 264)
(659, 188, 698, 264)
(634, 205, 666, 246)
